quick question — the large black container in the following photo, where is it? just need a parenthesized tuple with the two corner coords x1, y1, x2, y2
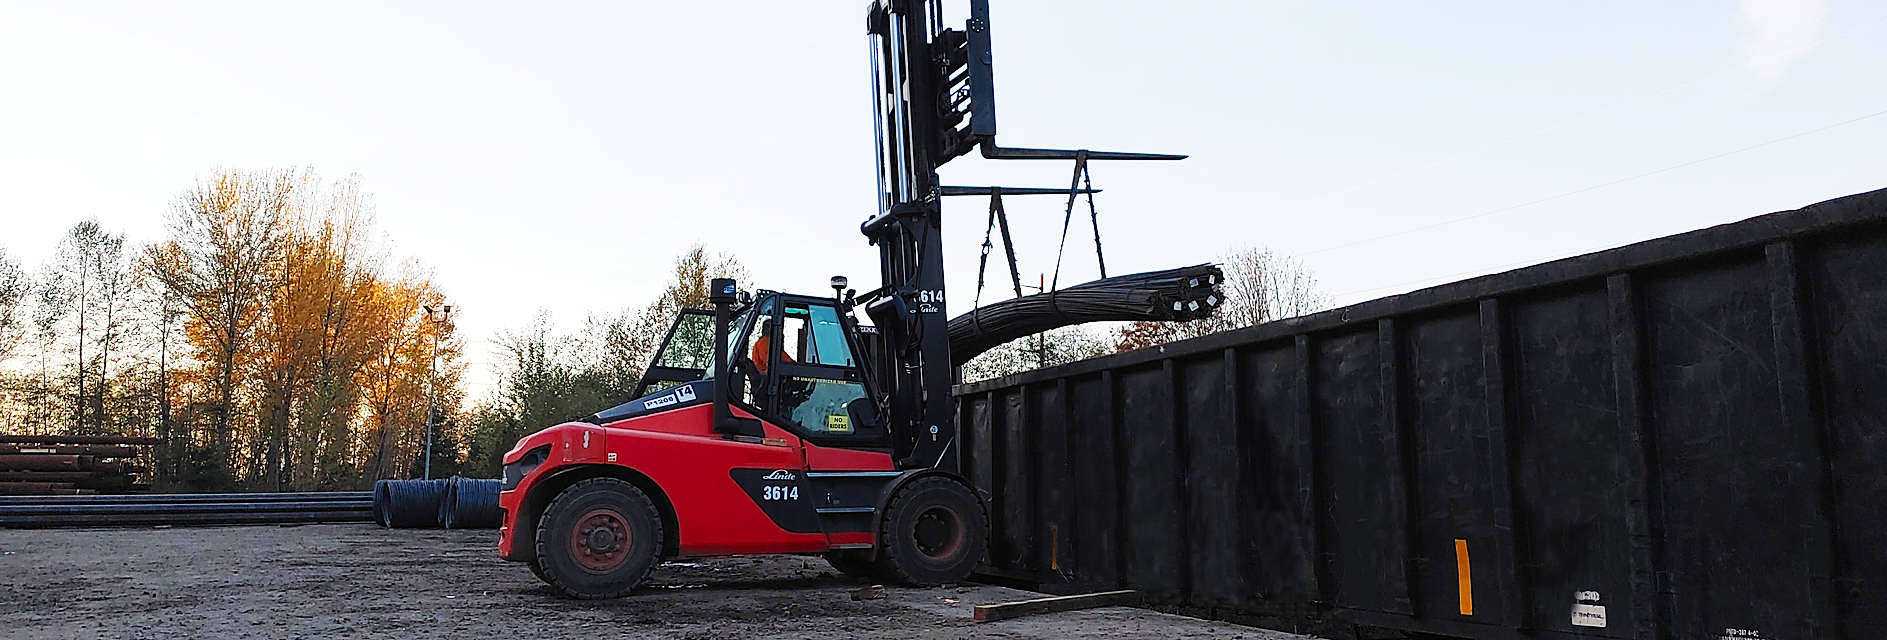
(954, 188, 1887, 640)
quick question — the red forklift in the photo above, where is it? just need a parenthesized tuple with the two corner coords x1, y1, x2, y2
(495, 0, 1182, 598)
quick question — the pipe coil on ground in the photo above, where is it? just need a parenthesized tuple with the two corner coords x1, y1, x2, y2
(373, 478, 450, 528)
(442, 477, 503, 529)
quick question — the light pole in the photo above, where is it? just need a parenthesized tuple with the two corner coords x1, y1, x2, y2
(422, 304, 452, 479)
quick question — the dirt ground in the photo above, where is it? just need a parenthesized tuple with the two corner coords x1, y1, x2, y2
(0, 524, 1316, 639)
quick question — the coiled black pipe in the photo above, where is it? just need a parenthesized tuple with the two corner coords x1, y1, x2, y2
(372, 480, 391, 526)
(373, 478, 450, 528)
(442, 477, 503, 529)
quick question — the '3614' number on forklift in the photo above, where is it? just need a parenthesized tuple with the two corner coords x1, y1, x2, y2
(762, 485, 799, 501)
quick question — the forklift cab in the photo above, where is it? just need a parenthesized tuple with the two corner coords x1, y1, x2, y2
(619, 291, 885, 446)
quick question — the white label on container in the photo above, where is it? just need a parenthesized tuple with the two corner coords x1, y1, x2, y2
(1571, 603, 1607, 627)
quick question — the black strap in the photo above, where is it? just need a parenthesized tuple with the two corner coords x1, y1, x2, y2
(970, 189, 1026, 341)
(1050, 150, 1106, 291)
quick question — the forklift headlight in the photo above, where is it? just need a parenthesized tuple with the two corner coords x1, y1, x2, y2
(503, 445, 551, 490)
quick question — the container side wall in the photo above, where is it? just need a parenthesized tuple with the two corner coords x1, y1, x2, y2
(1406, 309, 1514, 625)
(1802, 231, 1887, 638)
(1118, 364, 1185, 594)
(1314, 329, 1412, 614)
(1067, 372, 1123, 590)
(1642, 255, 1818, 639)
(1181, 351, 1245, 604)
(1508, 287, 1639, 638)
(968, 392, 996, 541)
(1236, 341, 1318, 600)
(996, 389, 1033, 571)
(1031, 381, 1075, 583)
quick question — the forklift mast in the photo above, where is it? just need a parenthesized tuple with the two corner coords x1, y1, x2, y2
(857, 0, 1181, 472)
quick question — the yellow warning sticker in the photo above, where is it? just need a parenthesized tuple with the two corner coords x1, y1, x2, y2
(826, 414, 852, 433)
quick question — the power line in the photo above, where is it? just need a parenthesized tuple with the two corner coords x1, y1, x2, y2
(1303, 106, 1887, 256)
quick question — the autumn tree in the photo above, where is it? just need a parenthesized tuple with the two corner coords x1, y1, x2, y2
(146, 169, 299, 483)
(356, 267, 457, 483)
(292, 190, 402, 487)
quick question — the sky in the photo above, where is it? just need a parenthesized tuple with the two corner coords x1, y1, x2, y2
(3, 0, 1884, 401)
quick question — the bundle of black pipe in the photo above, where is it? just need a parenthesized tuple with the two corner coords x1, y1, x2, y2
(0, 492, 373, 528)
(373, 478, 450, 528)
(0, 491, 371, 505)
(948, 264, 1223, 366)
(441, 477, 503, 529)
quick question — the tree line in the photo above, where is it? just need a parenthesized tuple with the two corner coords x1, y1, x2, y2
(1, 171, 1325, 490)
(461, 246, 746, 476)
(0, 169, 463, 491)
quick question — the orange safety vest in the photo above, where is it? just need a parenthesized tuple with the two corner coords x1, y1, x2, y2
(752, 334, 794, 374)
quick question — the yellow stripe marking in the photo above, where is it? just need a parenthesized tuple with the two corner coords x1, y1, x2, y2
(1050, 524, 1060, 571)
(1455, 538, 1474, 616)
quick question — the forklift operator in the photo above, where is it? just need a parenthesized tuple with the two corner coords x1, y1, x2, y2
(751, 318, 795, 375)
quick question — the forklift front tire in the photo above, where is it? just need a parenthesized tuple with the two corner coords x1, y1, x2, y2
(876, 476, 987, 586)
(532, 477, 663, 599)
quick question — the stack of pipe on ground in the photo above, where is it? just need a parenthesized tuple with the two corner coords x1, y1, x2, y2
(374, 476, 503, 529)
(0, 435, 158, 495)
(947, 263, 1225, 366)
(0, 491, 373, 527)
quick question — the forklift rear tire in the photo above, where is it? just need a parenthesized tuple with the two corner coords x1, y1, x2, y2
(533, 477, 662, 599)
(875, 476, 987, 586)
(824, 550, 881, 580)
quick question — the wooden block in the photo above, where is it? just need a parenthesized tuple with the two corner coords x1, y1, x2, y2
(972, 590, 1139, 623)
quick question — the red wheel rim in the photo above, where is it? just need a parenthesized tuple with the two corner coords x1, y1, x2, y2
(569, 508, 633, 573)
(911, 505, 965, 561)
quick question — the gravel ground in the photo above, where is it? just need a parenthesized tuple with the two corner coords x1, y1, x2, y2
(0, 524, 1315, 639)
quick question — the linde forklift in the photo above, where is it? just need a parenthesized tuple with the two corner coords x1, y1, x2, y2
(496, 0, 1183, 598)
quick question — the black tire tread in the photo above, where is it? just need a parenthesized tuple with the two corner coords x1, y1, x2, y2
(531, 477, 663, 599)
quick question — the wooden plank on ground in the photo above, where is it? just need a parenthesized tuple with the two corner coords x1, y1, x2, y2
(972, 590, 1139, 623)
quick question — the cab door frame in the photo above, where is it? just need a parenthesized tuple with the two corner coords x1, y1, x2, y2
(631, 307, 717, 399)
(741, 293, 890, 452)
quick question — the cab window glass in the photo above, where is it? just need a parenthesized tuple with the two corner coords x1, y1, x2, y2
(731, 299, 771, 371)
(777, 376, 871, 436)
(805, 305, 855, 367)
(780, 310, 808, 364)
(655, 312, 715, 369)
